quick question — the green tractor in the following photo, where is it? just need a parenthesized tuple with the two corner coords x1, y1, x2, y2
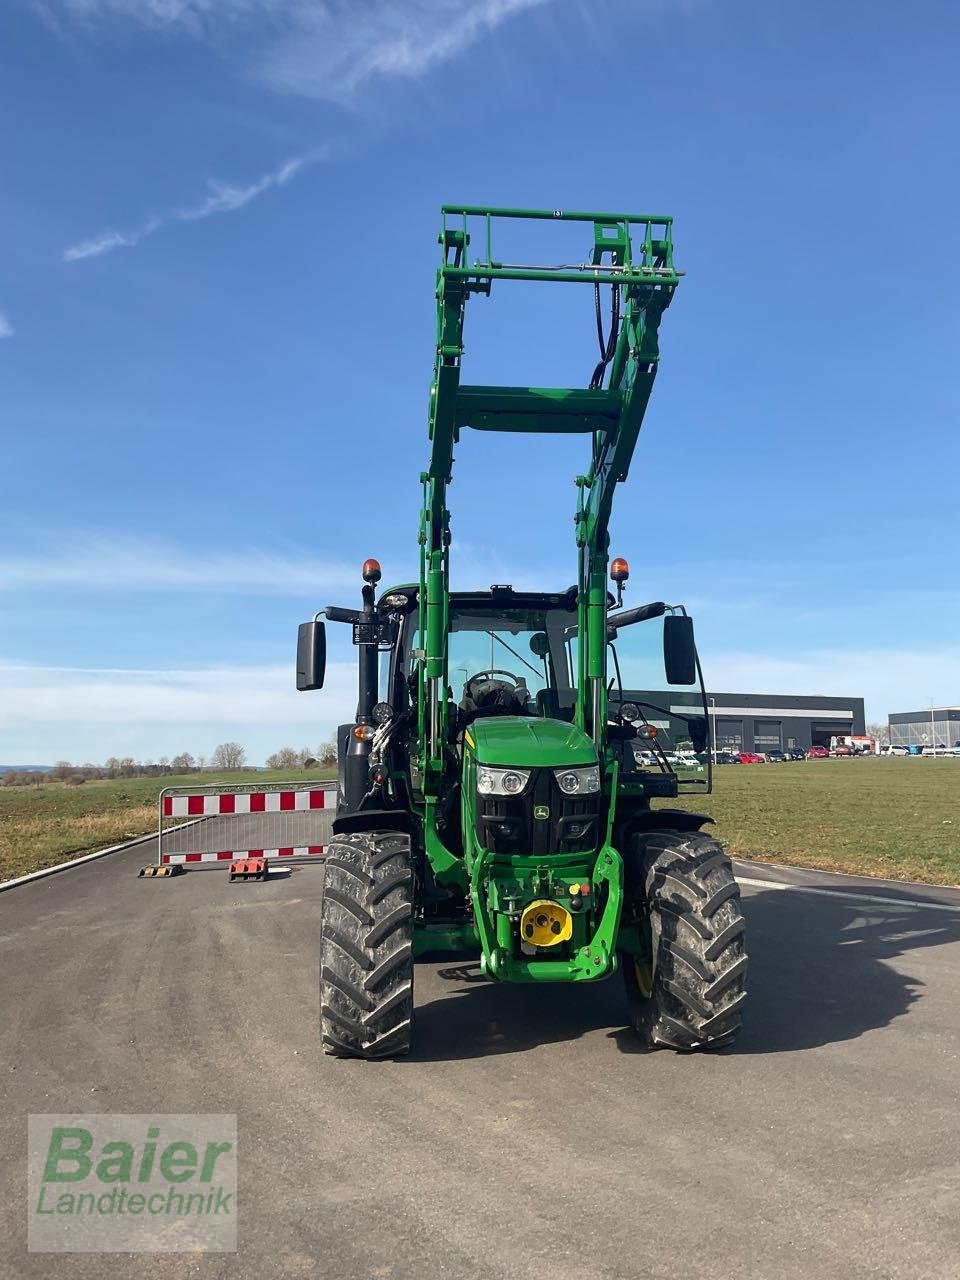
(297, 206, 747, 1058)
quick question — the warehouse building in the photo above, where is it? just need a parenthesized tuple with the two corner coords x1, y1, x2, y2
(888, 708, 960, 749)
(703, 692, 866, 754)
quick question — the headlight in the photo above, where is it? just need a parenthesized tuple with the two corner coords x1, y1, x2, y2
(554, 765, 601, 795)
(477, 766, 531, 796)
(380, 592, 411, 611)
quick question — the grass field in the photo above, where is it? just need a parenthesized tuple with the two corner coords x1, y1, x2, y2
(0, 768, 335, 882)
(2, 757, 957, 887)
(673, 756, 960, 885)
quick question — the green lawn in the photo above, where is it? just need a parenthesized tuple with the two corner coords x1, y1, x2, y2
(0, 769, 335, 882)
(3, 757, 958, 887)
(671, 756, 960, 885)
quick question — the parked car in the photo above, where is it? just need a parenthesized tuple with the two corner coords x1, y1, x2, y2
(880, 744, 908, 756)
(806, 745, 829, 759)
(832, 744, 852, 757)
(766, 749, 788, 763)
(736, 751, 766, 764)
(785, 747, 806, 761)
(713, 750, 738, 764)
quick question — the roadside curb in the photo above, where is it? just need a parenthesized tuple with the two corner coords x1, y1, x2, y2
(0, 819, 201, 894)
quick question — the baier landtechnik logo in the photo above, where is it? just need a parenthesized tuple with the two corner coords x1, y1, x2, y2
(27, 1114, 237, 1253)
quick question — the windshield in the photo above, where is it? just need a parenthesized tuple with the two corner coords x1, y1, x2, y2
(403, 603, 577, 715)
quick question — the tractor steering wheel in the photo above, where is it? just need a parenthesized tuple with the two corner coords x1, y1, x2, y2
(463, 669, 528, 701)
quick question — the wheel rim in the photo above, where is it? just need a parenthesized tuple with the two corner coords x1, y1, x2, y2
(633, 958, 653, 998)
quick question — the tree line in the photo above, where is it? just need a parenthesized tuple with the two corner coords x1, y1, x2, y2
(1, 739, 337, 788)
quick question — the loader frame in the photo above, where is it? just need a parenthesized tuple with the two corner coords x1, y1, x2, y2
(416, 206, 680, 898)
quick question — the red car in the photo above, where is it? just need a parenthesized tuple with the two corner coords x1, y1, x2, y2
(806, 745, 829, 759)
(736, 751, 765, 764)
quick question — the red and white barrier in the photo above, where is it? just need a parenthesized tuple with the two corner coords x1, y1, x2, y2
(161, 845, 326, 866)
(156, 782, 335, 873)
(162, 789, 330, 818)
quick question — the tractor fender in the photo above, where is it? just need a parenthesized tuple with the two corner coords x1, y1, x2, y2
(627, 808, 714, 835)
(331, 809, 415, 837)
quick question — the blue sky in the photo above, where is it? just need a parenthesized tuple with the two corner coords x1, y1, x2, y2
(1, 0, 958, 764)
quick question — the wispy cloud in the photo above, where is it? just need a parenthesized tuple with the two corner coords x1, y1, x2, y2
(44, 0, 552, 102)
(0, 311, 13, 338)
(256, 0, 553, 101)
(0, 535, 363, 594)
(63, 149, 324, 261)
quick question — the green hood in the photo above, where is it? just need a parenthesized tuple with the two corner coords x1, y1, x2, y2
(468, 717, 596, 768)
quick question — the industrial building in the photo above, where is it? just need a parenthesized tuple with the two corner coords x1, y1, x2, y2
(888, 708, 960, 749)
(702, 692, 866, 754)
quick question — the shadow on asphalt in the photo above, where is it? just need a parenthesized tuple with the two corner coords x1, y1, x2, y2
(729, 887, 958, 1055)
(408, 888, 960, 1062)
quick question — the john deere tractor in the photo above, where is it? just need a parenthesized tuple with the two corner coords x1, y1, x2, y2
(297, 206, 747, 1058)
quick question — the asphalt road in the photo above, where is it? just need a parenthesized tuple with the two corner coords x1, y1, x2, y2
(2, 834, 960, 1280)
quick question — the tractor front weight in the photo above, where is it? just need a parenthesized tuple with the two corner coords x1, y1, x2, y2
(470, 844, 625, 982)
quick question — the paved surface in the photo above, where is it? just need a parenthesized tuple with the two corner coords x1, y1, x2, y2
(2, 833, 960, 1279)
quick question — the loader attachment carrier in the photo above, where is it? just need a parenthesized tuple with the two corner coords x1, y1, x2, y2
(300, 205, 748, 1059)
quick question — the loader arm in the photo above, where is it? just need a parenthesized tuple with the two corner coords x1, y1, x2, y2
(419, 206, 680, 805)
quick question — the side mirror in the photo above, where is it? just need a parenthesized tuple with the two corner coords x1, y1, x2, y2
(296, 620, 326, 691)
(529, 632, 550, 658)
(688, 715, 708, 753)
(663, 614, 697, 685)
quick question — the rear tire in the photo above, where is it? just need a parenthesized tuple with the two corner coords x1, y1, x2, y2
(623, 830, 747, 1050)
(320, 831, 414, 1059)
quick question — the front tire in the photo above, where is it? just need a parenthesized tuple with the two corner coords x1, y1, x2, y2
(320, 831, 414, 1059)
(623, 830, 747, 1050)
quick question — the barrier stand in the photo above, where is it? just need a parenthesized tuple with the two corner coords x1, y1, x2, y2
(139, 780, 336, 881)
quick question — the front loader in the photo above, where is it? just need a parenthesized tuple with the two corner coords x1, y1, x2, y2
(297, 206, 747, 1058)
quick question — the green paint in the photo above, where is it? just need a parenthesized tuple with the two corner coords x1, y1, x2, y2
(319, 207, 694, 992)
(413, 208, 680, 980)
(470, 717, 595, 768)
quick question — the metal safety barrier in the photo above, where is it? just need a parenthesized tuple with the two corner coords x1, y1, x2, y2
(156, 780, 336, 869)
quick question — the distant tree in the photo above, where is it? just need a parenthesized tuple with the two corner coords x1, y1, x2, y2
(318, 737, 338, 767)
(866, 722, 889, 745)
(2, 771, 21, 787)
(51, 760, 75, 782)
(104, 756, 120, 779)
(212, 742, 246, 771)
(266, 747, 299, 770)
(170, 752, 195, 772)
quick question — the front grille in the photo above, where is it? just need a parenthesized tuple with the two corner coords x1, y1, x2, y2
(477, 768, 599, 854)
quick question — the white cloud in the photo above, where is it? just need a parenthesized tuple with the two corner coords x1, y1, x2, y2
(63, 149, 324, 261)
(0, 658, 357, 762)
(257, 0, 553, 101)
(0, 536, 363, 594)
(0, 311, 13, 338)
(3, 643, 957, 765)
(44, 0, 551, 101)
(705, 646, 960, 723)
